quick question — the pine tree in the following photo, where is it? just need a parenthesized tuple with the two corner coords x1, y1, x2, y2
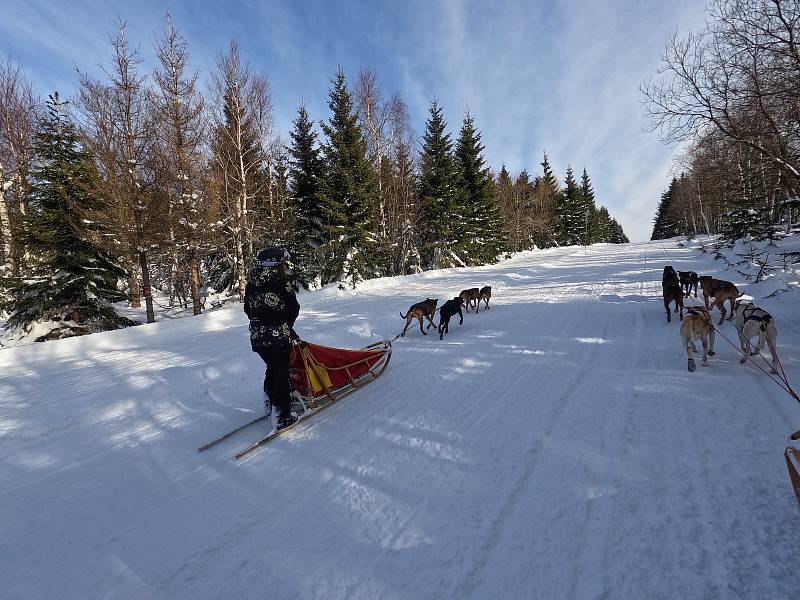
(417, 100, 461, 268)
(287, 103, 324, 285)
(4, 95, 131, 339)
(557, 166, 582, 245)
(534, 152, 560, 247)
(595, 206, 612, 242)
(455, 113, 505, 264)
(539, 152, 558, 192)
(609, 218, 629, 243)
(651, 177, 679, 240)
(318, 68, 386, 287)
(579, 168, 598, 245)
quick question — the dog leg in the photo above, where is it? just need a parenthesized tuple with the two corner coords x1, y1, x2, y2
(767, 329, 779, 374)
(701, 334, 709, 367)
(417, 316, 427, 336)
(665, 299, 671, 323)
(685, 335, 696, 373)
(708, 327, 716, 357)
(739, 335, 751, 364)
(401, 318, 412, 337)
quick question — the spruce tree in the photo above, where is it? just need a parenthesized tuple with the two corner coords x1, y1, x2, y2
(595, 206, 612, 242)
(418, 100, 461, 268)
(536, 152, 560, 247)
(455, 113, 505, 264)
(557, 166, 582, 246)
(318, 68, 386, 286)
(609, 218, 629, 243)
(287, 103, 324, 285)
(540, 152, 558, 192)
(651, 178, 679, 240)
(4, 94, 131, 339)
(579, 168, 598, 245)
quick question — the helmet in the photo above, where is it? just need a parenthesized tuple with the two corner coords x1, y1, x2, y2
(256, 246, 290, 268)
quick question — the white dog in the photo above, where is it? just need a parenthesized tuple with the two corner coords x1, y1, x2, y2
(733, 299, 780, 374)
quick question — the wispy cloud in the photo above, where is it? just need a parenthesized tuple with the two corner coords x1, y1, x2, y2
(0, 0, 708, 241)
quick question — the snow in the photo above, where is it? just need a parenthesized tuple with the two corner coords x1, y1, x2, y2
(2, 238, 799, 599)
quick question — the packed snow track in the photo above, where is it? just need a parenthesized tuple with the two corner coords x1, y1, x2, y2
(2, 240, 799, 599)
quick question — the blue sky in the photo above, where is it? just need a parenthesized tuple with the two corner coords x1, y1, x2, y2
(1, 0, 707, 241)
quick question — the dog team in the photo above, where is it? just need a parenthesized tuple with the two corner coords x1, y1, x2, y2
(400, 286, 492, 340)
(661, 265, 781, 374)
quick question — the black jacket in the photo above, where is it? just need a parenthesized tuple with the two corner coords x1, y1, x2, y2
(243, 266, 300, 352)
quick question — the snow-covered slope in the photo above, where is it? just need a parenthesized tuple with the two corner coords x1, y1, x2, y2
(2, 239, 799, 599)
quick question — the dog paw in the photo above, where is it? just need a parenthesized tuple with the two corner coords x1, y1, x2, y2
(708, 350, 715, 356)
(739, 357, 747, 364)
(687, 358, 696, 372)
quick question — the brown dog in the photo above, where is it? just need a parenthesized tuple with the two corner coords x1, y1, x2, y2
(663, 282, 684, 323)
(400, 298, 438, 337)
(680, 306, 716, 372)
(477, 286, 492, 312)
(699, 276, 741, 324)
(460, 288, 480, 312)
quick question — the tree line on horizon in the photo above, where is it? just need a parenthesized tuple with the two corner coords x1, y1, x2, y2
(645, 0, 800, 243)
(0, 16, 628, 340)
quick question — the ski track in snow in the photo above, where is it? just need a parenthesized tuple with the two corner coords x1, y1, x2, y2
(1, 240, 799, 599)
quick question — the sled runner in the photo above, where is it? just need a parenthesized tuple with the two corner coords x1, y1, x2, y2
(230, 339, 392, 460)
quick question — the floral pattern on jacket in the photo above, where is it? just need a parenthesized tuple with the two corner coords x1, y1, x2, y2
(243, 265, 300, 352)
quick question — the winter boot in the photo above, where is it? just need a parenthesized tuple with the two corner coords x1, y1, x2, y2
(276, 412, 298, 431)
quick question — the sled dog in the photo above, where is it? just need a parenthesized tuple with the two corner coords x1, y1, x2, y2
(400, 298, 438, 337)
(663, 282, 684, 323)
(733, 299, 780, 374)
(662, 265, 680, 292)
(459, 288, 480, 312)
(478, 286, 492, 312)
(698, 276, 741, 324)
(678, 271, 699, 298)
(680, 307, 716, 372)
(438, 297, 464, 340)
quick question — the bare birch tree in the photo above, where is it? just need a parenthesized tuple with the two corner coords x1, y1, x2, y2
(0, 60, 37, 277)
(209, 40, 272, 301)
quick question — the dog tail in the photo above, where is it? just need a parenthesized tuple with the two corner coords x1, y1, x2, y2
(400, 310, 409, 319)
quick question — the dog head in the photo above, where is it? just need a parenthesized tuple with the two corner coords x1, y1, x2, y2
(453, 296, 464, 306)
(663, 266, 677, 278)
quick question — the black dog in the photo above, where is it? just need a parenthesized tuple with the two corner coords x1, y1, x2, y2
(678, 271, 699, 298)
(662, 265, 680, 292)
(438, 297, 464, 340)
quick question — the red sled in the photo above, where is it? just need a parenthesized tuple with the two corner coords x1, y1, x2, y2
(289, 339, 392, 408)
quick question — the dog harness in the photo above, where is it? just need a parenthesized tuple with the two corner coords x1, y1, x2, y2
(742, 305, 771, 324)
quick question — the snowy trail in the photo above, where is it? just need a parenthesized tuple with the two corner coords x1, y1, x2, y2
(2, 240, 799, 599)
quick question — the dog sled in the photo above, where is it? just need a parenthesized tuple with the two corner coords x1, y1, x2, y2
(289, 339, 393, 409)
(199, 338, 393, 458)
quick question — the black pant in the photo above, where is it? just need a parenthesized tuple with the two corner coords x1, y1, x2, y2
(256, 349, 291, 419)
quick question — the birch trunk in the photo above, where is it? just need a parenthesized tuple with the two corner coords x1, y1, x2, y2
(0, 175, 14, 274)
